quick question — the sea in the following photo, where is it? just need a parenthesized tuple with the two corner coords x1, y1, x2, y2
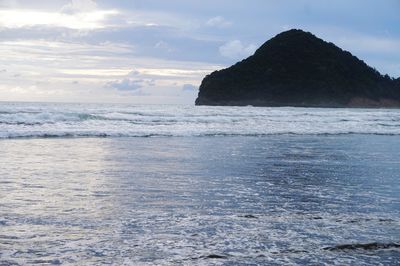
(0, 102, 399, 265)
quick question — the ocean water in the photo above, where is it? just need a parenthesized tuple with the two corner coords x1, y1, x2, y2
(0, 102, 399, 265)
(1, 102, 400, 138)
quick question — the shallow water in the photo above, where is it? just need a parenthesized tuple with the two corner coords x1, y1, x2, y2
(0, 135, 399, 265)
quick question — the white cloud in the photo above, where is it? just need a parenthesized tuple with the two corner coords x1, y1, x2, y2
(206, 16, 232, 28)
(0, 4, 224, 104)
(0, 4, 118, 30)
(219, 40, 257, 59)
(182, 84, 198, 92)
(61, 0, 98, 14)
(59, 68, 131, 77)
(138, 68, 212, 78)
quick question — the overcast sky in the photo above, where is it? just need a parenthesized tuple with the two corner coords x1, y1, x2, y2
(0, 0, 399, 104)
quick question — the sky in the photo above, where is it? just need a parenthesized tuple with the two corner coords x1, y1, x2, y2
(0, 0, 399, 104)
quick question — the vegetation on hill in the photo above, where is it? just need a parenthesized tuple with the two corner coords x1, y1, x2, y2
(196, 29, 400, 107)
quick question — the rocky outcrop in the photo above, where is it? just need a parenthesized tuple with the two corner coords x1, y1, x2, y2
(195, 29, 400, 107)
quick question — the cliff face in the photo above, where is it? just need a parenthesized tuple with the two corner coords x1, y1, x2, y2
(195, 29, 400, 107)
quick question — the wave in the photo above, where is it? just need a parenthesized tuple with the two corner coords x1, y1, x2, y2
(0, 111, 248, 126)
(0, 112, 103, 125)
(1, 103, 400, 139)
(1, 131, 400, 139)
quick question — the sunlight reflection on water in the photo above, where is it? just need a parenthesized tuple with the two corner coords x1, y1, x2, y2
(0, 135, 399, 265)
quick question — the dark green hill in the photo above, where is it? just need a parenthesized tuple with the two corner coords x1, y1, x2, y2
(195, 29, 400, 107)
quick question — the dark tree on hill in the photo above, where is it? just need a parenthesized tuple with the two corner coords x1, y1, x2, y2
(195, 29, 400, 107)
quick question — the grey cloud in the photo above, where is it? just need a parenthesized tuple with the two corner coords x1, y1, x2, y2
(106, 78, 143, 92)
(127, 70, 155, 86)
(105, 77, 155, 96)
(146, 79, 156, 86)
(0, 19, 226, 64)
(128, 70, 141, 76)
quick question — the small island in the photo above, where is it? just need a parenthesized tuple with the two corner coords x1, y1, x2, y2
(196, 29, 400, 107)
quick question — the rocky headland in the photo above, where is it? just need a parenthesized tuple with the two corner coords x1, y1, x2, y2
(196, 29, 400, 108)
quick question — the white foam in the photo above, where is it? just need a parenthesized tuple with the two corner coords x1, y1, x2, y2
(1, 103, 400, 138)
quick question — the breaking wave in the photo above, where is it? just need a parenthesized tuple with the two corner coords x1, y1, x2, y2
(1, 102, 400, 138)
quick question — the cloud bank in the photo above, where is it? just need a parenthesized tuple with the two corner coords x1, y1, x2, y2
(0, 0, 399, 103)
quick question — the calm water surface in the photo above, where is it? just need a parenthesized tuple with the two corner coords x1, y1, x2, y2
(0, 135, 399, 265)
